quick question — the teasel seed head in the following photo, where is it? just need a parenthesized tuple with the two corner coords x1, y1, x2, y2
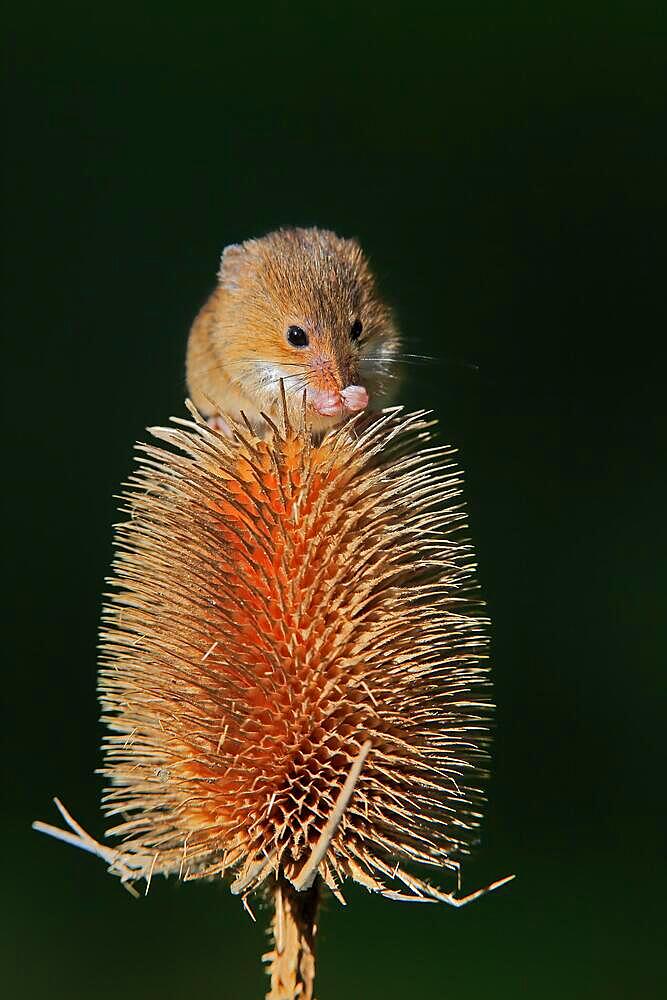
(92, 400, 497, 913)
(34, 399, 514, 998)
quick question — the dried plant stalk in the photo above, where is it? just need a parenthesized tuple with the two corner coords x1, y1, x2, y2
(35, 401, 512, 997)
(264, 877, 319, 1000)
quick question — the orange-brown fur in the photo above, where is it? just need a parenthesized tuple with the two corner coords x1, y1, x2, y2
(186, 227, 400, 434)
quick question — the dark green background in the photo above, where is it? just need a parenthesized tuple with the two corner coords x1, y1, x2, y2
(3, 4, 665, 998)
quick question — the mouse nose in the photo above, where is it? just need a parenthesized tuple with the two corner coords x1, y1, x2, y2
(309, 389, 344, 417)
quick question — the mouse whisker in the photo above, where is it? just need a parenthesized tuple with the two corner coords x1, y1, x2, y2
(360, 356, 432, 366)
(200, 360, 309, 376)
(364, 370, 400, 380)
(266, 374, 309, 389)
(284, 380, 311, 400)
(362, 356, 479, 372)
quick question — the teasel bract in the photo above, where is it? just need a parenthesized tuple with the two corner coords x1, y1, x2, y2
(35, 398, 511, 999)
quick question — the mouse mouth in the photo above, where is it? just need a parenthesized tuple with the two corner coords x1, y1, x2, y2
(309, 385, 369, 418)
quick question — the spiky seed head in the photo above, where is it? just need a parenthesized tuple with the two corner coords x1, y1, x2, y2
(98, 405, 491, 903)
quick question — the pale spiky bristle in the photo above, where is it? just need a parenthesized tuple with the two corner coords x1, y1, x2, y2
(98, 405, 491, 904)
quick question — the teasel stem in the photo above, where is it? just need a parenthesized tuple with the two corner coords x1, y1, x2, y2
(264, 876, 319, 1000)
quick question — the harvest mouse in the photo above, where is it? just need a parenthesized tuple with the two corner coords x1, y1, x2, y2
(186, 227, 400, 436)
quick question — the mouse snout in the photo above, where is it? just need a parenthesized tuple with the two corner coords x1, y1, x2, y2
(309, 384, 369, 417)
(310, 389, 345, 417)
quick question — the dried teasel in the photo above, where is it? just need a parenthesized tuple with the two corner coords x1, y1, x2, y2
(35, 399, 512, 998)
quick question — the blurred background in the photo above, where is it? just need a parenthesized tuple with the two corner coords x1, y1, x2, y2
(3, 3, 665, 998)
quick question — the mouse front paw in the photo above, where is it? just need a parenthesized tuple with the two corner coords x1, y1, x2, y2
(207, 414, 234, 438)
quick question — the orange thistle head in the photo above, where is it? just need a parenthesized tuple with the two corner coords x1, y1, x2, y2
(91, 400, 498, 907)
(34, 398, 513, 998)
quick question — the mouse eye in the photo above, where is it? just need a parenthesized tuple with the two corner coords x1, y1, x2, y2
(287, 325, 309, 348)
(350, 319, 363, 341)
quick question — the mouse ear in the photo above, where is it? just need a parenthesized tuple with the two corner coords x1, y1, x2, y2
(218, 243, 247, 291)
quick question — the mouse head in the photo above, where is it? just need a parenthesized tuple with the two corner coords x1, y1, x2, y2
(216, 227, 400, 432)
